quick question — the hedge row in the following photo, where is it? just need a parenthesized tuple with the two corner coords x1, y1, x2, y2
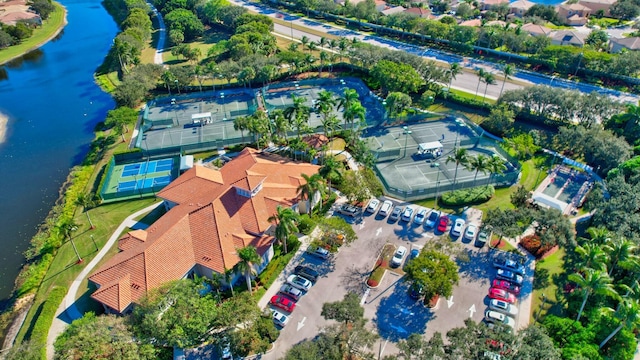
(29, 286, 67, 358)
(257, 237, 301, 289)
(441, 185, 495, 206)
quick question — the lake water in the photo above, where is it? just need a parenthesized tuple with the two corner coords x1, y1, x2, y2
(0, 0, 117, 301)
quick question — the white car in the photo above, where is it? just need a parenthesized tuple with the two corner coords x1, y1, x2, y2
(464, 224, 478, 241)
(489, 299, 518, 316)
(287, 274, 312, 291)
(378, 200, 393, 217)
(413, 208, 428, 225)
(271, 309, 290, 327)
(279, 284, 303, 301)
(366, 199, 380, 213)
(391, 246, 407, 267)
(451, 218, 466, 237)
(476, 230, 490, 247)
(401, 207, 414, 222)
(484, 310, 515, 329)
(307, 246, 330, 260)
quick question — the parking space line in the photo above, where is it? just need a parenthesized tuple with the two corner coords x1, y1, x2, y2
(360, 288, 370, 306)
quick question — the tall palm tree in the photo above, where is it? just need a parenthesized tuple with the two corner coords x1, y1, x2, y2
(343, 101, 366, 135)
(486, 155, 507, 187)
(338, 37, 349, 62)
(319, 155, 343, 189)
(223, 267, 234, 296)
(233, 116, 250, 143)
(321, 114, 340, 140)
(75, 193, 95, 229)
(283, 94, 311, 139)
(468, 154, 490, 187)
(315, 90, 336, 126)
(588, 226, 613, 246)
(297, 173, 326, 214)
(575, 242, 609, 272)
(207, 61, 219, 91)
(499, 64, 515, 97)
(474, 68, 486, 99)
(337, 88, 359, 113)
(270, 109, 289, 144)
(446, 148, 470, 187)
(234, 246, 262, 294)
(599, 298, 640, 349)
(447, 62, 462, 92)
(319, 36, 328, 50)
(604, 237, 639, 277)
(568, 269, 618, 321)
(55, 219, 82, 263)
(482, 72, 496, 102)
(319, 51, 329, 75)
(268, 206, 300, 254)
(301, 36, 310, 52)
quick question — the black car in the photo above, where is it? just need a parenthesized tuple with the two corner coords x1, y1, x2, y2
(409, 282, 425, 300)
(294, 265, 319, 283)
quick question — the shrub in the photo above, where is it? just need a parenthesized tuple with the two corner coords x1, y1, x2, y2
(367, 266, 385, 287)
(520, 234, 553, 258)
(297, 214, 316, 235)
(28, 286, 67, 357)
(441, 185, 495, 206)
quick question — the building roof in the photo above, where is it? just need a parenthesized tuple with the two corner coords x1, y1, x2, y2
(381, 5, 406, 15)
(404, 7, 433, 17)
(551, 30, 585, 46)
(610, 36, 640, 50)
(482, 0, 510, 5)
(459, 19, 482, 27)
(0, 10, 40, 25)
(302, 134, 329, 149)
(558, 3, 591, 11)
(509, 0, 535, 10)
(521, 23, 553, 36)
(578, 0, 616, 4)
(89, 148, 319, 313)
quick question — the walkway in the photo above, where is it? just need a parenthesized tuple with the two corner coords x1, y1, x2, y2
(45, 201, 163, 359)
(148, 1, 166, 65)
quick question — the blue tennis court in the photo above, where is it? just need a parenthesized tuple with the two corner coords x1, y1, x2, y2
(122, 164, 142, 177)
(117, 175, 173, 192)
(121, 159, 174, 177)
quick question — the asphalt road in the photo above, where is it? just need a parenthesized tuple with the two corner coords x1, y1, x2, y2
(231, 0, 639, 104)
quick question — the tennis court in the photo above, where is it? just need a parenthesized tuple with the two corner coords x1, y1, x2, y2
(117, 175, 172, 192)
(122, 159, 173, 177)
(100, 156, 178, 202)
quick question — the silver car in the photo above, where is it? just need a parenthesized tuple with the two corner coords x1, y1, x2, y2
(287, 274, 312, 291)
(489, 299, 518, 316)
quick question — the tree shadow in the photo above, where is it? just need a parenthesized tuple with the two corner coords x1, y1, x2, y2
(340, 264, 371, 295)
(533, 268, 550, 290)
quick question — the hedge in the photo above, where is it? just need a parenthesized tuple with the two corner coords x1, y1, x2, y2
(441, 185, 495, 206)
(257, 238, 301, 289)
(366, 266, 385, 288)
(297, 214, 317, 235)
(28, 286, 67, 358)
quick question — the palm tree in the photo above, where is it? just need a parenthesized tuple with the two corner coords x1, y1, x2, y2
(316, 90, 336, 121)
(75, 193, 95, 229)
(568, 269, 618, 321)
(447, 62, 462, 92)
(338, 37, 349, 62)
(446, 148, 470, 187)
(319, 155, 343, 189)
(307, 42, 317, 53)
(193, 65, 205, 92)
(283, 94, 311, 139)
(55, 219, 82, 263)
(343, 101, 366, 135)
(474, 68, 486, 99)
(604, 237, 639, 276)
(486, 155, 507, 187)
(207, 61, 220, 91)
(270, 109, 289, 144)
(321, 114, 340, 140)
(162, 71, 175, 95)
(499, 64, 515, 97)
(268, 206, 300, 254)
(319, 51, 329, 75)
(588, 227, 613, 246)
(482, 72, 496, 102)
(337, 88, 359, 113)
(599, 298, 640, 349)
(223, 266, 235, 297)
(297, 173, 326, 214)
(468, 154, 490, 186)
(575, 242, 609, 272)
(301, 36, 310, 52)
(234, 246, 262, 294)
(233, 116, 250, 143)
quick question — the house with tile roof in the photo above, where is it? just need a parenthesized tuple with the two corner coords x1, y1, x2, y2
(508, 0, 534, 17)
(550, 30, 586, 47)
(404, 7, 434, 19)
(89, 148, 320, 314)
(609, 37, 640, 53)
(479, 0, 510, 11)
(0, 0, 41, 26)
(578, 0, 617, 17)
(557, 3, 591, 25)
(521, 23, 553, 37)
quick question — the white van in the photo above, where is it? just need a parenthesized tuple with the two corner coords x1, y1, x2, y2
(378, 200, 393, 217)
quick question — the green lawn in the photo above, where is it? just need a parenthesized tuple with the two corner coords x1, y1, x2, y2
(0, 3, 66, 65)
(448, 88, 496, 105)
(531, 248, 566, 323)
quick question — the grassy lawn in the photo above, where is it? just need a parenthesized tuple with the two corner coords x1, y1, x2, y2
(428, 101, 488, 124)
(448, 88, 496, 105)
(531, 248, 566, 323)
(0, 3, 66, 65)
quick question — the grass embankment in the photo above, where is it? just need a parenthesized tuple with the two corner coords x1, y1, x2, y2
(531, 248, 566, 322)
(0, 2, 67, 65)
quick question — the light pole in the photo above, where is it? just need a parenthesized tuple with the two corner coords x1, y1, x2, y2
(90, 234, 98, 252)
(174, 79, 180, 94)
(382, 100, 387, 122)
(221, 92, 226, 121)
(69, 225, 83, 264)
(574, 53, 583, 77)
(434, 162, 441, 209)
(403, 126, 412, 158)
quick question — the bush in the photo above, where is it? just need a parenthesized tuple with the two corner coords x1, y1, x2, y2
(441, 185, 495, 206)
(520, 234, 554, 258)
(367, 266, 385, 287)
(297, 214, 316, 235)
(28, 286, 67, 357)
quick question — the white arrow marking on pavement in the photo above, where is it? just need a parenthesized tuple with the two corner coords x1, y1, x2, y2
(447, 296, 454, 309)
(297, 317, 306, 331)
(359, 221, 366, 230)
(468, 304, 476, 318)
(376, 227, 382, 236)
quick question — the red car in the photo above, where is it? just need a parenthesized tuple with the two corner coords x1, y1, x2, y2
(437, 215, 449, 232)
(492, 279, 521, 296)
(270, 295, 296, 313)
(488, 287, 516, 304)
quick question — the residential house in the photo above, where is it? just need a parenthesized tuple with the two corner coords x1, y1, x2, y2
(550, 30, 586, 47)
(479, 0, 510, 11)
(459, 18, 482, 27)
(609, 37, 640, 53)
(404, 7, 434, 19)
(578, 0, 617, 17)
(508, 0, 534, 17)
(556, 3, 591, 25)
(89, 148, 320, 314)
(0, 0, 41, 26)
(374, 0, 387, 11)
(380, 5, 406, 16)
(521, 23, 553, 37)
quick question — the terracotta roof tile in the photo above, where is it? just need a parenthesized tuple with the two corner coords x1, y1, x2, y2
(118, 230, 148, 251)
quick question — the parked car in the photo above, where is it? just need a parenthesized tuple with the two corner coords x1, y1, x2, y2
(287, 274, 312, 291)
(476, 230, 489, 247)
(307, 246, 330, 260)
(489, 299, 518, 316)
(484, 310, 516, 329)
(410, 248, 420, 261)
(437, 215, 449, 232)
(391, 246, 408, 267)
(488, 287, 517, 304)
(294, 265, 319, 282)
(413, 208, 428, 225)
(496, 269, 524, 286)
(492, 279, 521, 295)
(409, 282, 425, 300)
(389, 205, 403, 222)
(270, 294, 296, 312)
(378, 200, 393, 217)
(220, 340, 233, 360)
(366, 199, 380, 213)
(279, 284, 303, 301)
(464, 224, 477, 241)
(271, 308, 290, 327)
(401, 207, 414, 222)
(494, 257, 526, 275)
(338, 204, 361, 217)
(425, 210, 440, 229)
(451, 218, 466, 237)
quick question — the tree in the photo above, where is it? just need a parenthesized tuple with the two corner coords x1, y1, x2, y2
(603, 236, 638, 277)
(384, 92, 412, 118)
(321, 292, 364, 326)
(105, 106, 137, 136)
(481, 72, 496, 102)
(486, 155, 507, 187)
(371, 60, 423, 94)
(575, 242, 609, 272)
(268, 206, 300, 254)
(599, 297, 640, 349)
(446, 148, 469, 187)
(29, 0, 55, 20)
(610, 0, 640, 20)
(342, 100, 366, 138)
(397, 332, 446, 360)
(568, 268, 618, 321)
(297, 173, 326, 213)
(55, 219, 82, 263)
(585, 30, 609, 51)
(499, 64, 514, 97)
(482, 105, 514, 137)
(319, 155, 343, 188)
(233, 116, 250, 143)
(510, 185, 530, 208)
(164, 9, 204, 41)
(315, 90, 337, 134)
(234, 246, 262, 294)
(474, 68, 486, 99)
(533, 208, 576, 250)
(468, 154, 490, 186)
(283, 94, 311, 138)
(446, 62, 461, 92)
(55, 313, 156, 360)
(75, 193, 96, 230)
(404, 250, 459, 302)
(270, 109, 290, 144)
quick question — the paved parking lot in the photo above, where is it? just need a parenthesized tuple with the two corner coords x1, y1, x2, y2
(262, 197, 533, 359)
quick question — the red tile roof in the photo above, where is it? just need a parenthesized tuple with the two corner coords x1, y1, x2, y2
(89, 148, 319, 313)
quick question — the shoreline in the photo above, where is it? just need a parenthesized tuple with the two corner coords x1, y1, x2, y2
(0, 112, 7, 144)
(0, 2, 68, 66)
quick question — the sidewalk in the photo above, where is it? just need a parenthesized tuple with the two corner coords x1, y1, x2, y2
(45, 201, 162, 359)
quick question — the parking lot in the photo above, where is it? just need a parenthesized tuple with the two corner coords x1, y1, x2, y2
(262, 196, 533, 359)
